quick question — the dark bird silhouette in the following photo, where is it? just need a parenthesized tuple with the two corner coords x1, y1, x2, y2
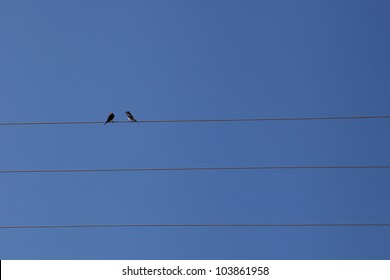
(126, 111, 137, 122)
(104, 112, 115, 125)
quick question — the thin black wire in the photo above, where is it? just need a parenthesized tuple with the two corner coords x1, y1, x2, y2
(1, 115, 390, 126)
(0, 223, 390, 229)
(1, 165, 390, 174)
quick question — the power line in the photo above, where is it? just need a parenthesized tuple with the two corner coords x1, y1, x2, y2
(1, 115, 390, 126)
(1, 165, 390, 174)
(1, 223, 390, 229)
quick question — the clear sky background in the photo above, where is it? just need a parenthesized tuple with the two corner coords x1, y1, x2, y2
(1, 0, 390, 259)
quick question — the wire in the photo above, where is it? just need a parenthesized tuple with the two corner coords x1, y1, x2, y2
(1, 115, 390, 126)
(1, 165, 390, 174)
(1, 223, 390, 229)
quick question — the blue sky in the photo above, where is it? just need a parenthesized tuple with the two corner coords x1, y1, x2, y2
(1, 0, 390, 259)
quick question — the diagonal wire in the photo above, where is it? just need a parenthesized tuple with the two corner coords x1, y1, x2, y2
(1, 223, 390, 229)
(1, 165, 390, 174)
(1, 115, 390, 126)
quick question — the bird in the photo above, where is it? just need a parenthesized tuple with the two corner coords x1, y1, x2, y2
(125, 111, 137, 122)
(104, 112, 115, 125)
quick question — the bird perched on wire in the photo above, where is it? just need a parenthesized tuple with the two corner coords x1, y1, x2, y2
(125, 111, 137, 122)
(104, 112, 115, 125)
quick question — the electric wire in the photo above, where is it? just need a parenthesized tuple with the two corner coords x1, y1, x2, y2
(1, 223, 390, 229)
(1, 165, 390, 174)
(1, 114, 390, 126)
